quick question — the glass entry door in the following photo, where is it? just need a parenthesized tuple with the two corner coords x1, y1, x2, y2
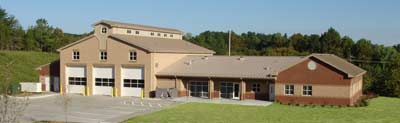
(220, 82, 240, 100)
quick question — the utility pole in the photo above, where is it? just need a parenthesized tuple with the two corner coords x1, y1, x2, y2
(228, 30, 231, 56)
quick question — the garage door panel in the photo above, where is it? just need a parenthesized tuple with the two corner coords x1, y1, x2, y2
(68, 85, 85, 93)
(122, 68, 143, 80)
(67, 67, 86, 77)
(94, 67, 114, 78)
(122, 88, 141, 97)
(94, 86, 113, 95)
(121, 68, 144, 97)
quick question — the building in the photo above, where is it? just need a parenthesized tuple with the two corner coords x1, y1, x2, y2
(41, 20, 366, 106)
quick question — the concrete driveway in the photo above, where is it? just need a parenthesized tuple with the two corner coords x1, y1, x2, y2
(22, 94, 179, 123)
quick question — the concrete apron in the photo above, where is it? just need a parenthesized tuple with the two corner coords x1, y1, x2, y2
(172, 97, 273, 106)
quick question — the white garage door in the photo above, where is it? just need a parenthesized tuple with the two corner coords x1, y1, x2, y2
(121, 68, 144, 97)
(93, 67, 115, 95)
(66, 66, 86, 94)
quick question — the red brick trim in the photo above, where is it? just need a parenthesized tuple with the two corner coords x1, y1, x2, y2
(275, 95, 351, 106)
(244, 93, 268, 100)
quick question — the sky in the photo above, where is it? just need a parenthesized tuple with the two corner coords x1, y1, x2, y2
(1, 0, 399, 46)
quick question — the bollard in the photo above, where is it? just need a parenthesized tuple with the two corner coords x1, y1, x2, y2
(82, 87, 86, 96)
(59, 84, 62, 95)
(111, 88, 114, 97)
(86, 87, 90, 96)
(141, 89, 144, 100)
(115, 88, 118, 97)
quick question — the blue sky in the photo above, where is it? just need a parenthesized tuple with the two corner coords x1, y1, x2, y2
(1, 0, 399, 45)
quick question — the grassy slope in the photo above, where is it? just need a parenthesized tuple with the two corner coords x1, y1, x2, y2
(125, 97, 400, 123)
(0, 51, 59, 83)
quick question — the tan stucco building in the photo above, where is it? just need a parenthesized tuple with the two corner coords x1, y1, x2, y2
(39, 20, 366, 106)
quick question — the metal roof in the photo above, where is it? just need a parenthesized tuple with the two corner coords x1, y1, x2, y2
(93, 20, 183, 34)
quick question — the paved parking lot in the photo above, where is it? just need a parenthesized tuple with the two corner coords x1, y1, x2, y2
(22, 94, 179, 123)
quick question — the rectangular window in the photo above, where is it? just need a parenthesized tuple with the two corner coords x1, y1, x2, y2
(164, 34, 167, 37)
(100, 51, 107, 60)
(129, 51, 137, 61)
(127, 30, 132, 34)
(252, 83, 260, 93)
(68, 77, 86, 85)
(95, 78, 115, 87)
(123, 79, 144, 88)
(73, 51, 80, 60)
(157, 33, 161, 36)
(135, 31, 140, 34)
(303, 85, 312, 96)
(150, 32, 154, 36)
(189, 81, 209, 98)
(285, 84, 294, 95)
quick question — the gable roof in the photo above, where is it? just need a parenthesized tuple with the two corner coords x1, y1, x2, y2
(157, 54, 366, 79)
(309, 54, 366, 77)
(56, 35, 96, 52)
(156, 55, 303, 79)
(277, 54, 366, 78)
(109, 34, 215, 54)
(93, 20, 183, 34)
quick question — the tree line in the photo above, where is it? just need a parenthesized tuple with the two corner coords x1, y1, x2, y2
(0, 8, 90, 52)
(0, 7, 399, 97)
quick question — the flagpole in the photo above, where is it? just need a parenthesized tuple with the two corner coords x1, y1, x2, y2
(228, 30, 231, 56)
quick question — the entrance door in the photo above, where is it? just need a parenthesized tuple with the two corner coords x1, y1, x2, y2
(269, 83, 275, 101)
(220, 82, 240, 100)
(53, 77, 60, 92)
(233, 83, 240, 100)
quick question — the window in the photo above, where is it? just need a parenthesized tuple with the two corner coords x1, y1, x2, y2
(95, 78, 115, 86)
(157, 33, 161, 36)
(73, 51, 80, 60)
(285, 84, 294, 95)
(170, 34, 173, 37)
(100, 51, 107, 60)
(124, 79, 144, 88)
(303, 85, 312, 96)
(135, 31, 140, 34)
(252, 83, 260, 93)
(101, 27, 107, 33)
(129, 51, 137, 61)
(220, 82, 234, 98)
(127, 30, 132, 34)
(68, 77, 86, 85)
(150, 32, 154, 36)
(164, 34, 167, 37)
(189, 81, 209, 98)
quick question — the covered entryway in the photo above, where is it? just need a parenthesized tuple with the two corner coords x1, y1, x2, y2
(93, 67, 115, 96)
(189, 81, 209, 98)
(66, 66, 86, 94)
(121, 67, 144, 97)
(220, 82, 240, 100)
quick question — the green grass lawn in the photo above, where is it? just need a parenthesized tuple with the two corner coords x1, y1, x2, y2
(0, 50, 59, 83)
(125, 97, 400, 123)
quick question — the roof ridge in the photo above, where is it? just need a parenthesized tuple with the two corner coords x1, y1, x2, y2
(94, 20, 183, 34)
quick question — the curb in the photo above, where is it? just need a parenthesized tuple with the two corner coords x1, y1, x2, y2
(12, 93, 59, 99)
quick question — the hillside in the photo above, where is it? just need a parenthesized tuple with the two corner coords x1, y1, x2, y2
(0, 51, 59, 84)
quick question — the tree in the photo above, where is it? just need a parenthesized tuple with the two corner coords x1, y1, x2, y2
(0, 61, 29, 123)
(0, 7, 24, 50)
(320, 28, 342, 55)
